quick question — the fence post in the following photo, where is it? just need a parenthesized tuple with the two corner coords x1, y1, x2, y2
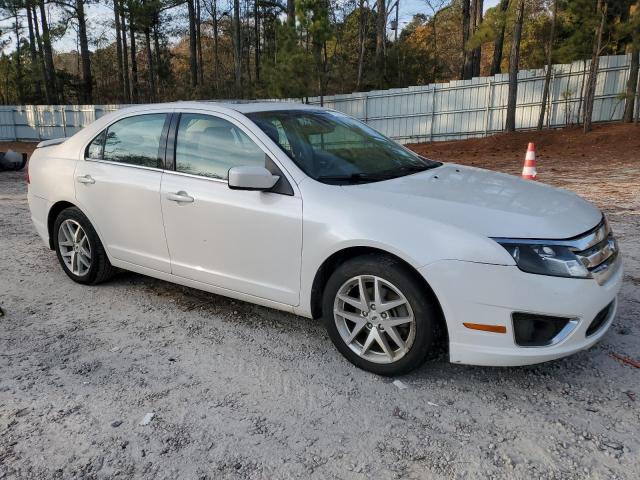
(635, 61, 640, 123)
(12, 107, 18, 141)
(429, 87, 436, 142)
(34, 106, 41, 141)
(61, 105, 67, 138)
(363, 93, 368, 122)
(547, 71, 555, 129)
(483, 80, 493, 136)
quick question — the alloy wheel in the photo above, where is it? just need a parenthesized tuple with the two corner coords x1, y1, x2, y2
(333, 275, 416, 364)
(58, 219, 92, 276)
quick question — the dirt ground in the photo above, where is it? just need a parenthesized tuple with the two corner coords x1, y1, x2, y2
(1, 124, 639, 479)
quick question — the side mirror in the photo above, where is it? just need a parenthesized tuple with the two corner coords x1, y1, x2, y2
(228, 166, 280, 191)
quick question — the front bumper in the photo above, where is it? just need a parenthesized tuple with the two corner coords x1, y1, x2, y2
(419, 257, 623, 367)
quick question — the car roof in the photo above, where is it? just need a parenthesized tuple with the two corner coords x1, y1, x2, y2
(117, 101, 327, 116)
(219, 101, 326, 114)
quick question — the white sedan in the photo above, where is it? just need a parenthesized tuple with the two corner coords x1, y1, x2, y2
(27, 102, 623, 375)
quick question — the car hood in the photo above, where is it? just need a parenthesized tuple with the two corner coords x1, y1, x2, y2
(345, 164, 601, 239)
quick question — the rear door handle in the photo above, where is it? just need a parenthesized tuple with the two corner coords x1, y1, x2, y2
(76, 175, 95, 184)
(166, 191, 195, 203)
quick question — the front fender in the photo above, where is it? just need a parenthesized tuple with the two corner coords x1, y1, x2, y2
(296, 180, 515, 317)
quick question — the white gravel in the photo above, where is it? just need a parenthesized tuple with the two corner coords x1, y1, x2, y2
(1, 170, 639, 479)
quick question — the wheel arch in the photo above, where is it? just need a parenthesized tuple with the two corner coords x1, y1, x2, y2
(47, 200, 77, 249)
(309, 246, 448, 341)
(47, 201, 108, 257)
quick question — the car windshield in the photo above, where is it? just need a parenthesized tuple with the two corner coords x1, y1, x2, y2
(246, 110, 441, 184)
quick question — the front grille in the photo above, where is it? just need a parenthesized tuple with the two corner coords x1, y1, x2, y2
(586, 301, 614, 337)
(569, 219, 619, 285)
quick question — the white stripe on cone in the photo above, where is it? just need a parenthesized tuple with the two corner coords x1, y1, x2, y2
(522, 142, 537, 179)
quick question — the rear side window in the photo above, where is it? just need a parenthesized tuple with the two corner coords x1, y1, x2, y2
(86, 114, 167, 168)
(175, 113, 266, 180)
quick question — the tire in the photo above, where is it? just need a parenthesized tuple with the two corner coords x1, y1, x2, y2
(53, 207, 116, 285)
(322, 253, 441, 376)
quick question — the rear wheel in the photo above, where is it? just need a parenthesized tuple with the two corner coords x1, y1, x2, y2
(53, 207, 115, 285)
(322, 254, 441, 376)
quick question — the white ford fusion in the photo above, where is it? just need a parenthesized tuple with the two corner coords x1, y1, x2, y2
(27, 102, 622, 375)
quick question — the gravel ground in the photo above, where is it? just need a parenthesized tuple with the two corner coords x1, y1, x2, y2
(1, 133, 639, 479)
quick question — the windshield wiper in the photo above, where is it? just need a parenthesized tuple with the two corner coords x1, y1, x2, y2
(395, 161, 442, 174)
(317, 172, 395, 184)
(318, 161, 442, 184)
(369, 162, 441, 179)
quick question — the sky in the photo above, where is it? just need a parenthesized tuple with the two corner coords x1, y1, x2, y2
(397, 0, 500, 32)
(1, 0, 501, 53)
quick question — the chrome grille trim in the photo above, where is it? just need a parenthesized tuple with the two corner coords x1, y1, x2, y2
(569, 219, 619, 285)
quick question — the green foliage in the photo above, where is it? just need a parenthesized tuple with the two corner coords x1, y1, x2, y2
(0, 0, 639, 104)
(261, 23, 314, 98)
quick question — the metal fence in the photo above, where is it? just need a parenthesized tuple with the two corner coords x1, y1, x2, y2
(0, 54, 635, 144)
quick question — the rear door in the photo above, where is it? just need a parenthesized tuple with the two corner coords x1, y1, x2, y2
(75, 112, 172, 273)
(160, 111, 303, 306)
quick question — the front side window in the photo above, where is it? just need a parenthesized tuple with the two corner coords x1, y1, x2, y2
(91, 114, 167, 168)
(175, 113, 266, 180)
(247, 110, 440, 184)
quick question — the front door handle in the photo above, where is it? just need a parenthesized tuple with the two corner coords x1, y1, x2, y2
(76, 174, 95, 184)
(166, 191, 195, 203)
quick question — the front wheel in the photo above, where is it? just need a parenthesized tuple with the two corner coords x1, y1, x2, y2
(53, 207, 115, 285)
(322, 254, 441, 376)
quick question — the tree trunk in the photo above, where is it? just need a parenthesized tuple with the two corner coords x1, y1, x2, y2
(505, 0, 525, 132)
(583, 0, 606, 133)
(233, 0, 242, 95)
(75, 0, 93, 103)
(356, 0, 366, 90)
(375, 0, 386, 87)
(212, 0, 220, 91)
(254, 0, 260, 82)
(121, 6, 131, 103)
(144, 27, 155, 102)
(461, 0, 470, 79)
(636, 72, 640, 123)
(38, 0, 58, 103)
(114, 0, 125, 101)
(490, 0, 509, 75)
(196, 0, 204, 85)
(187, 0, 198, 87)
(152, 15, 163, 94)
(537, 0, 557, 130)
(622, 2, 639, 122)
(623, 49, 639, 122)
(466, 0, 483, 78)
(13, 11, 25, 104)
(245, 0, 252, 87)
(431, 10, 438, 81)
(287, 0, 295, 27)
(26, 2, 42, 101)
(128, 2, 139, 103)
(31, 5, 51, 103)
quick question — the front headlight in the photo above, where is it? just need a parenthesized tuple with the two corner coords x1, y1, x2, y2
(493, 239, 590, 279)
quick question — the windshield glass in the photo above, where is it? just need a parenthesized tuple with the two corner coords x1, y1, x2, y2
(246, 110, 441, 184)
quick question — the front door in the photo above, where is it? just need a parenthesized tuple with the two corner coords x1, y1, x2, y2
(160, 112, 303, 306)
(75, 113, 172, 273)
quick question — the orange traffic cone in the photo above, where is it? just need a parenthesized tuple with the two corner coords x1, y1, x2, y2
(521, 142, 537, 180)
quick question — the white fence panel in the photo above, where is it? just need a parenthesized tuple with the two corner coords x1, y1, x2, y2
(0, 55, 634, 144)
